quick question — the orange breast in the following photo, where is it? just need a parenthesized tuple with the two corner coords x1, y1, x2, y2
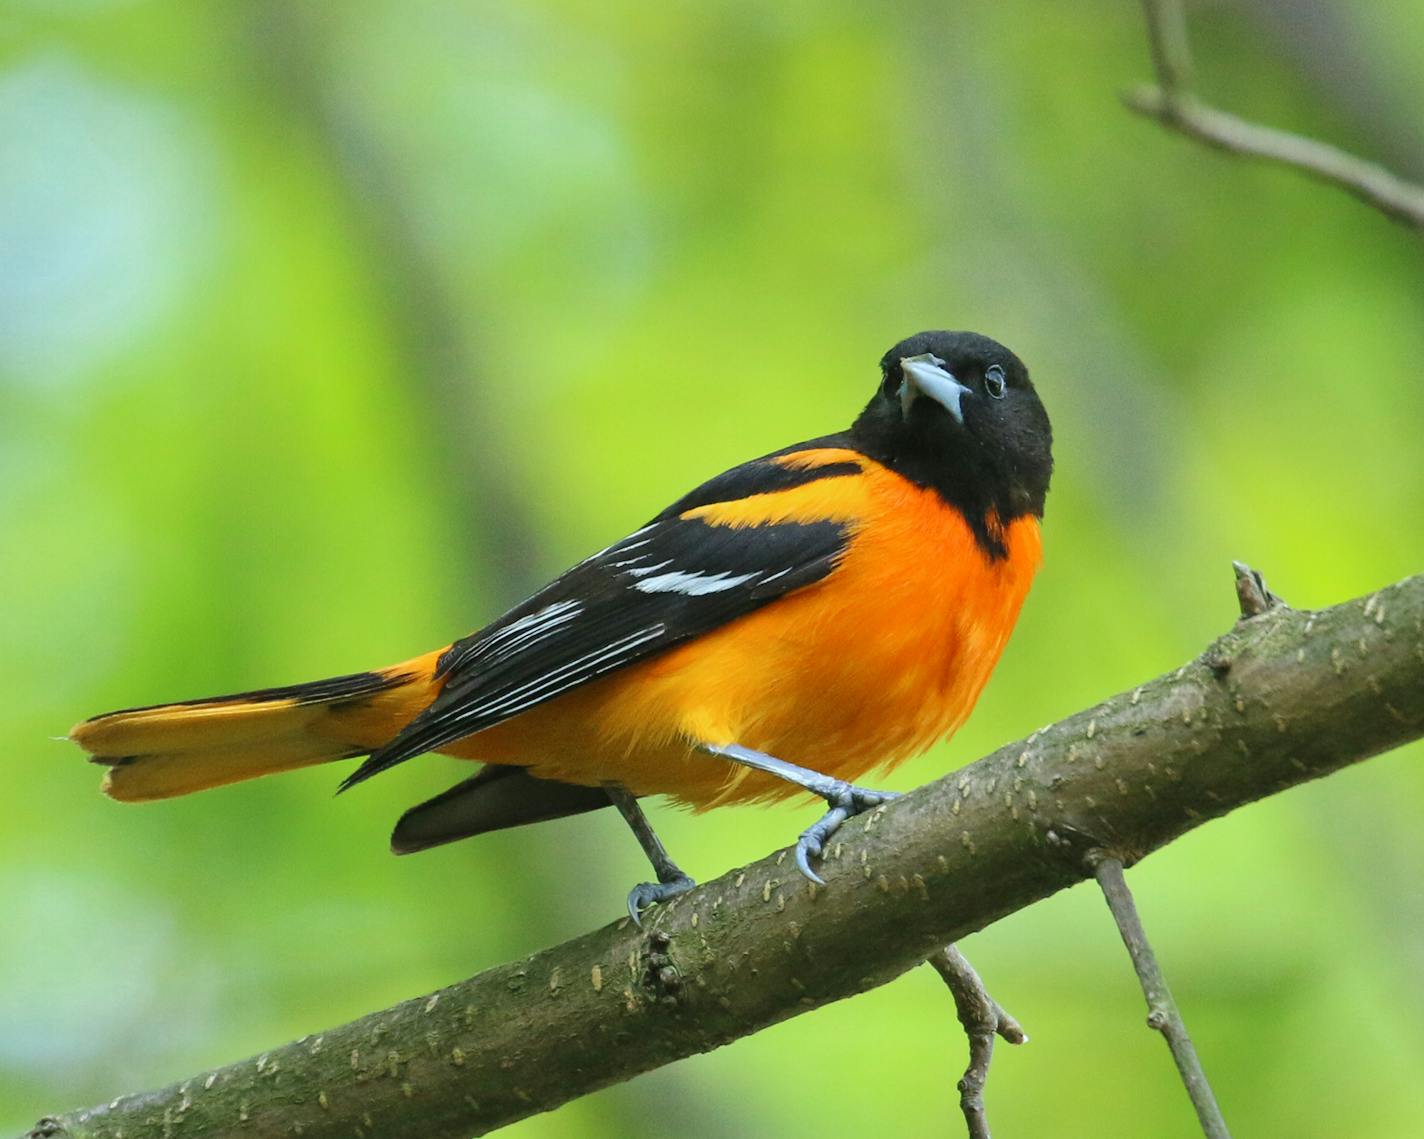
(460, 458, 1043, 808)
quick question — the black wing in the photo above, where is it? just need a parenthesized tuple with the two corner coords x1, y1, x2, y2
(339, 447, 861, 789)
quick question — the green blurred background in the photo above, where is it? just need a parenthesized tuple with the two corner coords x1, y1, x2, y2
(4, 1, 1423, 1134)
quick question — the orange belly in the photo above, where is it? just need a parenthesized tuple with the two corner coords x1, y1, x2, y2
(446, 462, 1042, 808)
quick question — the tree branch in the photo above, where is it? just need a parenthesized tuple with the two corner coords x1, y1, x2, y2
(928, 945, 1027, 1139)
(1126, 0, 1424, 230)
(1093, 856, 1230, 1138)
(24, 568, 1424, 1138)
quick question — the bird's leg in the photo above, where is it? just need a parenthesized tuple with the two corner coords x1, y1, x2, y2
(604, 783, 696, 925)
(699, 742, 900, 885)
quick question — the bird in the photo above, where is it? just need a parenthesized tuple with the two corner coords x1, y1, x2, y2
(71, 330, 1053, 921)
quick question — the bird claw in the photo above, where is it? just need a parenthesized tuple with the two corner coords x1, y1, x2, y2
(793, 784, 902, 885)
(626, 873, 696, 926)
(795, 829, 829, 885)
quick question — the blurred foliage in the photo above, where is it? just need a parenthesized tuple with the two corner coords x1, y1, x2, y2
(3, 1, 1423, 1135)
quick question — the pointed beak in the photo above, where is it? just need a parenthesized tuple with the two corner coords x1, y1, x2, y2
(899, 354, 971, 423)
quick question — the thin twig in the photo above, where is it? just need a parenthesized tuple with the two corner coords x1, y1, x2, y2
(1140, 0, 1193, 101)
(928, 946, 1027, 1139)
(1127, 0, 1424, 230)
(1092, 856, 1232, 1139)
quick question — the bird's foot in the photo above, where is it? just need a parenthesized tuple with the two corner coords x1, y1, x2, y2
(626, 872, 696, 926)
(795, 783, 901, 885)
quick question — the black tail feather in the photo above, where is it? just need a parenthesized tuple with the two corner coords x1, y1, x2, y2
(391, 766, 613, 854)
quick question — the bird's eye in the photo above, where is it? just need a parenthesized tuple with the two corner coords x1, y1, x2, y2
(984, 364, 1007, 399)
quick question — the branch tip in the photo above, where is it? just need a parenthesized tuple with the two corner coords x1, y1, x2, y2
(1232, 561, 1282, 618)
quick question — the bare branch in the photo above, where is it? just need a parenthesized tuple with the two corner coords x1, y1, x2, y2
(1092, 856, 1231, 1138)
(1127, 0, 1424, 230)
(928, 945, 1027, 1139)
(22, 567, 1424, 1138)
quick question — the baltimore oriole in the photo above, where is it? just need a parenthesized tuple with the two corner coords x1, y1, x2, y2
(72, 330, 1053, 919)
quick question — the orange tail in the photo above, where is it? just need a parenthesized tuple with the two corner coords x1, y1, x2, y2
(71, 653, 442, 802)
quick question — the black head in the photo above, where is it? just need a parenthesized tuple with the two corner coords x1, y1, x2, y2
(849, 330, 1053, 558)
